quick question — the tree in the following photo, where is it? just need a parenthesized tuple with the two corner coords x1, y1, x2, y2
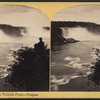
(88, 48, 100, 85)
(6, 42, 49, 91)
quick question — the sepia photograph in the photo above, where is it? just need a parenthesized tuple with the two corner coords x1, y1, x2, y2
(51, 4, 100, 91)
(0, 5, 50, 91)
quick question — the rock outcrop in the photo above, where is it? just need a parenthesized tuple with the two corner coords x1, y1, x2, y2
(51, 21, 100, 46)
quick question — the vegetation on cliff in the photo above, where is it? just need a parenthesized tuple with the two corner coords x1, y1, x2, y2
(88, 48, 100, 85)
(5, 38, 49, 91)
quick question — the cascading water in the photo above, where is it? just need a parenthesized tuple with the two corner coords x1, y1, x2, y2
(61, 27, 100, 41)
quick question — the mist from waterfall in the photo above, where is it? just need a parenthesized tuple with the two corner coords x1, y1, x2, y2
(0, 27, 49, 47)
(61, 27, 100, 41)
(0, 30, 15, 43)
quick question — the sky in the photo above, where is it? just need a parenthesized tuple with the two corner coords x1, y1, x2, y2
(52, 4, 100, 24)
(0, 5, 49, 38)
(0, 5, 50, 45)
(52, 4, 100, 41)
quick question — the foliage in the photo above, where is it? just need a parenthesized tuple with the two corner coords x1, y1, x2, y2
(5, 44, 49, 91)
(88, 48, 100, 85)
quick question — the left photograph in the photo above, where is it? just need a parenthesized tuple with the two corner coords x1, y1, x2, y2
(0, 5, 50, 91)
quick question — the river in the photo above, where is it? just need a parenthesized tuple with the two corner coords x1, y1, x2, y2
(51, 41, 100, 91)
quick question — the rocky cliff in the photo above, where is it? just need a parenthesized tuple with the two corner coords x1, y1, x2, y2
(51, 21, 100, 46)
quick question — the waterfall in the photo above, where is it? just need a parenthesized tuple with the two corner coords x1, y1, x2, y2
(60, 27, 69, 38)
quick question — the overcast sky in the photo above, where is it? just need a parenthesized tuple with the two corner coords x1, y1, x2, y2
(52, 4, 100, 24)
(52, 4, 100, 41)
(0, 5, 49, 37)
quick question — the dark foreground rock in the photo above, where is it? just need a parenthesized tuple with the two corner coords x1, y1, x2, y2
(5, 40, 49, 91)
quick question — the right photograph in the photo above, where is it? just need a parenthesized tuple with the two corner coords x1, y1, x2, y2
(51, 4, 100, 91)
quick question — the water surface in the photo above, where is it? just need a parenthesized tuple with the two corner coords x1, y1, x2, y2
(51, 41, 100, 91)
